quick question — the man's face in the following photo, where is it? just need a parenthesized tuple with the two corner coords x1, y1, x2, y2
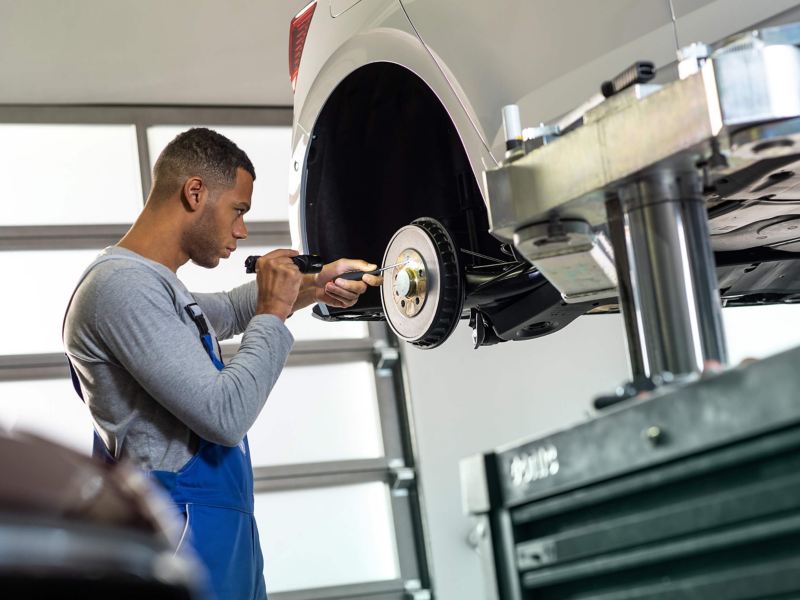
(186, 167, 253, 268)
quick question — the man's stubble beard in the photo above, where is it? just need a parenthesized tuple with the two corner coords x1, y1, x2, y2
(184, 204, 221, 269)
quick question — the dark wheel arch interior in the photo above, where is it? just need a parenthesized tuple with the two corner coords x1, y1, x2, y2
(303, 62, 500, 316)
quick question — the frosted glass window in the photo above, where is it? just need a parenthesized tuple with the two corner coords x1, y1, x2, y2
(249, 362, 382, 466)
(177, 244, 275, 297)
(147, 125, 292, 222)
(0, 124, 142, 225)
(0, 249, 102, 355)
(724, 304, 800, 364)
(0, 379, 94, 455)
(285, 308, 369, 341)
(178, 246, 368, 341)
(255, 483, 399, 592)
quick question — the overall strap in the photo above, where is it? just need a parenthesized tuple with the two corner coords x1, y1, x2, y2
(184, 303, 225, 371)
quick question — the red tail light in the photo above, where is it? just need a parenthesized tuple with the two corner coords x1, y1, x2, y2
(289, 1, 317, 92)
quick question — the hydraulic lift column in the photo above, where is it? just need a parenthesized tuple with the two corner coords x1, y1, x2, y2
(609, 172, 728, 378)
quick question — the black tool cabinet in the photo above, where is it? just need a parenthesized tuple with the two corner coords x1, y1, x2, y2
(461, 346, 800, 599)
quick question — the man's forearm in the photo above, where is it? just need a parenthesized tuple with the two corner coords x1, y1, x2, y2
(290, 274, 319, 315)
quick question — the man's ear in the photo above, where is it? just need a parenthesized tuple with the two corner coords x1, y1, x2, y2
(182, 177, 206, 212)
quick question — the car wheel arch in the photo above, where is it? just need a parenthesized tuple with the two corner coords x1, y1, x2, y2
(299, 61, 503, 317)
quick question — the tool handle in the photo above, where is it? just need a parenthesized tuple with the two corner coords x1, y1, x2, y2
(244, 254, 324, 274)
(338, 270, 377, 281)
(600, 61, 655, 98)
(291, 254, 324, 274)
(244, 255, 258, 273)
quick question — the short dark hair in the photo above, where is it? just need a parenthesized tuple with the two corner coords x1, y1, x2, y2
(151, 127, 256, 200)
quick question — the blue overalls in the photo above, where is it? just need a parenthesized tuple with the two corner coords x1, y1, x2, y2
(65, 254, 268, 600)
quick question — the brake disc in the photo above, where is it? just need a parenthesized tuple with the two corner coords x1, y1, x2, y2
(380, 217, 464, 348)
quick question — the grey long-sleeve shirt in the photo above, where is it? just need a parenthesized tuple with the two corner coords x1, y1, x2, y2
(64, 246, 294, 472)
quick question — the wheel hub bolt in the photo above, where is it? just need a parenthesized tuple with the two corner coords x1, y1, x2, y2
(395, 268, 417, 298)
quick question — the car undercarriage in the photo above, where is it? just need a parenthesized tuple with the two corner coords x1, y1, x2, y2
(303, 45, 800, 356)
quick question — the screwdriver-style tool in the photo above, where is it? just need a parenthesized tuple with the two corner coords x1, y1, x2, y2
(338, 260, 409, 281)
(244, 254, 324, 274)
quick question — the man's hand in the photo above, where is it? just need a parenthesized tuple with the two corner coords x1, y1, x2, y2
(293, 258, 382, 312)
(254, 249, 305, 321)
(316, 258, 383, 307)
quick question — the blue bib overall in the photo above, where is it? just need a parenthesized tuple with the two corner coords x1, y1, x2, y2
(65, 254, 268, 600)
(148, 368, 267, 600)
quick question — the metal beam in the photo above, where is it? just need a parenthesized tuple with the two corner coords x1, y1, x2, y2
(0, 104, 292, 126)
(0, 221, 291, 251)
(269, 579, 407, 600)
(253, 458, 393, 492)
(135, 122, 153, 203)
(222, 338, 377, 368)
(0, 224, 130, 251)
(0, 338, 375, 382)
(0, 354, 70, 382)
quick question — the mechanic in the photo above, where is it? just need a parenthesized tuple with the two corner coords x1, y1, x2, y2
(63, 128, 381, 599)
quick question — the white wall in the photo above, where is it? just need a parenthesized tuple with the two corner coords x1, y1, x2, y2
(402, 314, 631, 600)
(403, 303, 800, 600)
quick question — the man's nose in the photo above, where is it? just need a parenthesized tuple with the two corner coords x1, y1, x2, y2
(234, 220, 248, 240)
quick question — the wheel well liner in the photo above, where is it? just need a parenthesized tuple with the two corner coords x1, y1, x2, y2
(304, 62, 496, 314)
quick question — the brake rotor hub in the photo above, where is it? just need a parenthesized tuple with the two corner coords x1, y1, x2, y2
(391, 249, 427, 317)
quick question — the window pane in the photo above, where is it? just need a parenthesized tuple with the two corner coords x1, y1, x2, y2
(249, 362, 383, 466)
(0, 249, 102, 355)
(0, 379, 94, 455)
(178, 246, 368, 341)
(255, 483, 399, 592)
(285, 308, 369, 341)
(177, 244, 273, 296)
(0, 124, 142, 225)
(147, 125, 292, 222)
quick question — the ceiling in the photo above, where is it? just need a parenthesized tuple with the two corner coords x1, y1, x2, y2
(0, 0, 310, 106)
(5, 1, 799, 110)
